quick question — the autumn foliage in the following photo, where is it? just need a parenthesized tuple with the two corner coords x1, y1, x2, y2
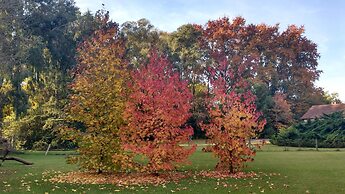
(65, 16, 133, 173)
(202, 91, 265, 173)
(271, 93, 294, 130)
(199, 17, 266, 173)
(60, 14, 325, 177)
(195, 17, 321, 136)
(121, 51, 196, 172)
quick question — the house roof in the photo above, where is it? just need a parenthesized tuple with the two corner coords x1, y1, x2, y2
(301, 104, 345, 120)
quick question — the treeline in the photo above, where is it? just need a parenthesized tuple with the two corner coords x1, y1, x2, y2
(0, 0, 338, 151)
(0, 0, 101, 150)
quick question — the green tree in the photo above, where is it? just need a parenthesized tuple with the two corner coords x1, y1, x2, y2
(272, 111, 345, 148)
(0, 0, 29, 117)
(166, 24, 208, 138)
(0, 0, 100, 149)
(254, 84, 293, 137)
(23, 0, 79, 73)
(121, 18, 160, 67)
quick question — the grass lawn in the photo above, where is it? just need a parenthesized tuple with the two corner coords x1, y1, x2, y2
(1, 145, 345, 194)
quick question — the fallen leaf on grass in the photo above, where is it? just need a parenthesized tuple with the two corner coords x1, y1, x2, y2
(198, 170, 257, 179)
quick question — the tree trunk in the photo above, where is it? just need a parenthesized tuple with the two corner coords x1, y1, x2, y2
(315, 138, 318, 151)
(45, 144, 51, 156)
(0, 156, 33, 165)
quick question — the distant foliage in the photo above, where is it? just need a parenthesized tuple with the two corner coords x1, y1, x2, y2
(1, 51, 71, 150)
(15, 70, 70, 150)
(121, 51, 196, 173)
(121, 19, 160, 67)
(271, 93, 294, 130)
(322, 91, 342, 104)
(166, 24, 207, 139)
(272, 112, 345, 148)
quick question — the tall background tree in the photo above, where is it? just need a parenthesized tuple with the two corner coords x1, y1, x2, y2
(195, 17, 327, 137)
(121, 18, 160, 67)
(166, 24, 208, 139)
(0, 0, 103, 149)
(198, 18, 266, 172)
(0, 0, 28, 121)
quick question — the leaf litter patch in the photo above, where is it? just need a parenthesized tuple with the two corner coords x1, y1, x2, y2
(50, 170, 259, 186)
(50, 171, 190, 186)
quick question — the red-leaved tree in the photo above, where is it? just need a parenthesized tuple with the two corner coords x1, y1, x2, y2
(204, 59, 266, 173)
(121, 51, 196, 173)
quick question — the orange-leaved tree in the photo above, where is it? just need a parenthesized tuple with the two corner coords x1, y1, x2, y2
(199, 17, 266, 173)
(64, 14, 133, 173)
(203, 90, 265, 173)
(121, 51, 196, 173)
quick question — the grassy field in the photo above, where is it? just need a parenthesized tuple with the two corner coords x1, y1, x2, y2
(1, 145, 345, 194)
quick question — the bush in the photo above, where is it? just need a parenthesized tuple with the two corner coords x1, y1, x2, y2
(272, 111, 345, 148)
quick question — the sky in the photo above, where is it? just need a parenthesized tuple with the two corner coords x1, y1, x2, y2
(74, 0, 345, 101)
